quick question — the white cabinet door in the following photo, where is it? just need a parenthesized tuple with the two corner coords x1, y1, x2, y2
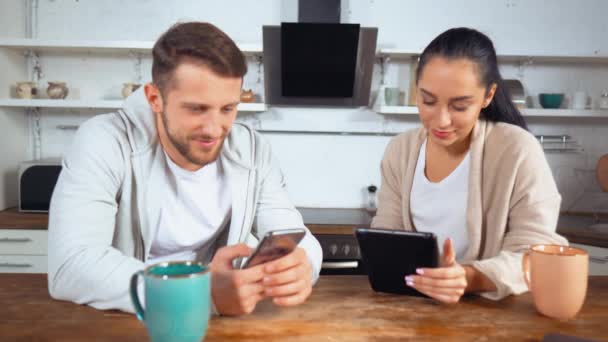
(0, 229, 48, 273)
(0, 229, 48, 255)
(0, 255, 47, 273)
(571, 243, 608, 276)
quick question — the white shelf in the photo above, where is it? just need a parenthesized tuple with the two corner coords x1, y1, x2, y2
(0, 99, 124, 109)
(522, 108, 608, 118)
(237, 102, 268, 112)
(376, 105, 608, 118)
(5, 39, 606, 63)
(0, 99, 268, 112)
(498, 54, 608, 64)
(377, 48, 608, 64)
(377, 48, 419, 59)
(375, 105, 419, 115)
(0, 38, 262, 55)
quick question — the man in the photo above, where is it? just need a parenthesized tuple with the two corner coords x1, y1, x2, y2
(48, 22, 322, 316)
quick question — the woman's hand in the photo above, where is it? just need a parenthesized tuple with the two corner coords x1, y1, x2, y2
(404, 238, 467, 304)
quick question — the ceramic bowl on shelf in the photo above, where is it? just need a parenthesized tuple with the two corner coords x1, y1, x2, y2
(240, 89, 255, 103)
(15, 81, 38, 99)
(122, 83, 141, 98)
(538, 93, 564, 109)
(47, 82, 69, 99)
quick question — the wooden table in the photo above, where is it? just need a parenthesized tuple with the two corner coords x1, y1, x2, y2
(1, 274, 606, 341)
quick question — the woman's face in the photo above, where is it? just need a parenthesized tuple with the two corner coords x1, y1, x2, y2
(416, 57, 496, 150)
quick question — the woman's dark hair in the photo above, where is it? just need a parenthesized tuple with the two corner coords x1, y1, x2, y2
(415, 27, 527, 130)
(152, 22, 247, 96)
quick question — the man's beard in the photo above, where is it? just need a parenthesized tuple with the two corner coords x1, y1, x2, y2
(160, 111, 224, 167)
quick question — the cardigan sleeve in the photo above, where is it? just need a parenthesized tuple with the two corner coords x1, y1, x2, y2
(371, 137, 406, 230)
(471, 133, 567, 300)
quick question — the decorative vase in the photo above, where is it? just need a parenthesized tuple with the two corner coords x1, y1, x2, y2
(240, 89, 255, 103)
(16, 82, 38, 99)
(47, 82, 69, 99)
(122, 83, 141, 98)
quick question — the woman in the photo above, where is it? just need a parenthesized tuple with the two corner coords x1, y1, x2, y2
(371, 27, 566, 303)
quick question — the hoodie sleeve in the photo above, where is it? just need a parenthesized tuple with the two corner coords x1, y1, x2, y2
(250, 133, 323, 285)
(47, 115, 144, 313)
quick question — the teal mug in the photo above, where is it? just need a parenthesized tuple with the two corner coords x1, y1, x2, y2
(130, 261, 211, 342)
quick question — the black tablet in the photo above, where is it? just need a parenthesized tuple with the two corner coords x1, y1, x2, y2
(355, 227, 439, 297)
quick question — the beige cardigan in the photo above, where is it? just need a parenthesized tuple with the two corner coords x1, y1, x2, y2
(371, 119, 567, 300)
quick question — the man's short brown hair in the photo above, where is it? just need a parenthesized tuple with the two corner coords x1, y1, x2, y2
(152, 22, 247, 95)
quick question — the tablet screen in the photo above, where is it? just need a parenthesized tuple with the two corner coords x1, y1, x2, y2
(355, 228, 439, 296)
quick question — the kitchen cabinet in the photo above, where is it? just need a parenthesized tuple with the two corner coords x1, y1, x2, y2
(0, 208, 49, 274)
(0, 229, 48, 274)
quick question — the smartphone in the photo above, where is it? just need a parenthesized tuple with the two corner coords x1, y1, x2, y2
(242, 228, 306, 268)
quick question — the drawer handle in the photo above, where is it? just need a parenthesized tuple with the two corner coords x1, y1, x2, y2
(590, 256, 608, 264)
(0, 238, 32, 243)
(0, 262, 33, 268)
(322, 261, 359, 269)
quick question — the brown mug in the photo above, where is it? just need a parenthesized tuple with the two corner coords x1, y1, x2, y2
(522, 244, 588, 320)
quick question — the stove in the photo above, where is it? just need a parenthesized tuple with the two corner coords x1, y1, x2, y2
(300, 208, 373, 275)
(313, 233, 367, 275)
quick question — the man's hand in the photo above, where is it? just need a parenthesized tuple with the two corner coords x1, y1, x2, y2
(209, 243, 266, 316)
(260, 247, 313, 307)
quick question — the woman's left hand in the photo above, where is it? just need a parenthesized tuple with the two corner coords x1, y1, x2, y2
(405, 238, 467, 304)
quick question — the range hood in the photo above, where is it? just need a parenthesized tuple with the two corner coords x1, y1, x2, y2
(263, 0, 378, 107)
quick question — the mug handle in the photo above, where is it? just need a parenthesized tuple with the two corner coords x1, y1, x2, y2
(130, 270, 145, 321)
(522, 251, 531, 290)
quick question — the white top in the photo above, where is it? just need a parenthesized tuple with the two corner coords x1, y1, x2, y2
(147, 154, 232, 265)
(410, 139, 470, 260)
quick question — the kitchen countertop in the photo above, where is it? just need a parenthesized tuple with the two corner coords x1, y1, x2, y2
(304, 207, 608, 248)
(1, 273, 607, 341)
(556, 212, 608, 248)
(1, 207, 607, 248)
(0, 207, 48, 230)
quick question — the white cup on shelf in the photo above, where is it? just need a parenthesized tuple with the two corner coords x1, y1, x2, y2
(384, 87, 400, 106)
(572, 91, 588, 110)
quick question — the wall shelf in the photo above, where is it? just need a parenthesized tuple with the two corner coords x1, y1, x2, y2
(0, 99, 123, 109)
(521, 108, 608, 118)
(375, 105, 418, 115)
(0, 38, 263, 56)
(376, 105, 608, 119)
(377, 48, 608, 64)
(237, 103, 268, 112)
(0, 99, 268, 112)
(4, 39, 606, 63)
(4, 99, 602, 118)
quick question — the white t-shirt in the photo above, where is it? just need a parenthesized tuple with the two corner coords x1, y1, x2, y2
(146, 154, 232, 265)
(410, 139, 470, 260)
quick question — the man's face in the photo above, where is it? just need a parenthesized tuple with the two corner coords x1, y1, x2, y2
(146, 62, 242, 171)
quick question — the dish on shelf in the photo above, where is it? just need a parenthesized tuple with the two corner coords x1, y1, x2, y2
(539, 93, 564, 109)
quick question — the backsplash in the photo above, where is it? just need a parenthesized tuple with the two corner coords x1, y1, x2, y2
(34, 108, 608, 213)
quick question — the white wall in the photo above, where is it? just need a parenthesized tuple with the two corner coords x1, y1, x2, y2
(345, 0, 608, 56)
(0, 0, 29, 210)
(2, 0, 608, 211)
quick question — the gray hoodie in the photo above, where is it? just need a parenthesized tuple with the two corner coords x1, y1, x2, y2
(47, 88, 322, 312)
